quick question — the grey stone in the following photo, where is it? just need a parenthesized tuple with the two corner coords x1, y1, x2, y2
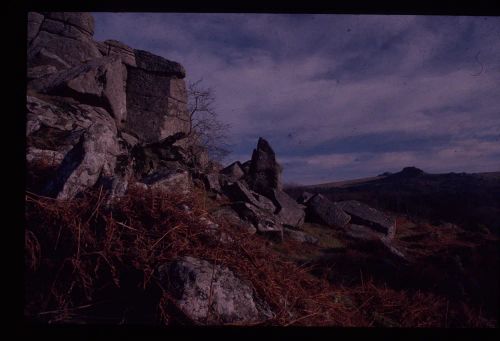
(221, 161, 245, 182)
(26, 96, 110, 168)
(306, 194, 351, 228)
(40, 17, 92, 41)
(119, 132, 140, 148)
(28, 47, 72, 70)
(223, 181, 275, 213)
(158, 256, 273, 325)
(43, 12, 95, 36)
(211, 205, 257, 234)
(43, 105, 120, 200)
(198, 216, 233, 244)
(28, 30, 102, 69)
(131, 135, 189, 178)
(27, 12, 44, 45)
(241, 160, 251, 175)
(133, 49, 186, 78)
(269, 189, 305, 228)
(247, 137, 283, 197)
(26, 147, 66, 167)
(283, 228, 319, 245)
(30, 56, 127, 128)
(140, 168, 192, 195)
(203, 173, 221, 193)
(27, 65, 58, 80)
(97, 40, 137, 67)
(345, 224, 384, 241)
(125, 66, 189, 143)
(336, 200, 396, 239)
(298, 191, 314, 204)
(232, 202, 283, 240)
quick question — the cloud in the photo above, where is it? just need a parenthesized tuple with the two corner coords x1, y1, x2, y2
(93, 13, 500, 182)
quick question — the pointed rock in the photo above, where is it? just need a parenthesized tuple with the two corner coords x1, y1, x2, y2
(247, 137, 283, 197)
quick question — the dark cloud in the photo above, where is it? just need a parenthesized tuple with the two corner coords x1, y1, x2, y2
(93, 13, 500, 184)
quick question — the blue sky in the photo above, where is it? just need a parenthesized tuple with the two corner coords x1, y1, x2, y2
(93, 13, 500, 185)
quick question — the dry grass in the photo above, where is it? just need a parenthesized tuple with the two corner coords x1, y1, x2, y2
(25, 181, 496, 327)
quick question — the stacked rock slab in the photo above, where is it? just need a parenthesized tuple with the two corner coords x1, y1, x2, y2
(123, 49, 189, 143)
(28, 12, 102, 69)
(27, 12, 193, 199)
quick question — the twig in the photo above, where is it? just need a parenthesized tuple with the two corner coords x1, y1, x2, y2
(85, 185, 104, 224)
(284, 312, 320, 326)
(445, 299, 449, 327)
(205, 233, 224, 324)
(116, 221, 138, 231)
(150, 225, 182, 250)
(25, 190, 58, 201)
(76, 222, 81, 260)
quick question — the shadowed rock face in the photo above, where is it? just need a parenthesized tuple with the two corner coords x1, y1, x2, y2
(124, 52, 189, 143)
(221, 161, 245, 182)
(306, 194, 351, 228)
(247, 137, 283, 197)
(27, 12, 193, 199)
(28, 12, 102, 69)
(336, 200, 396, 239)
(158, 256, 273, 325)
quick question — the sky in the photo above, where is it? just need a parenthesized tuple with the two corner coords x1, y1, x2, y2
(93, 13, 500, 185)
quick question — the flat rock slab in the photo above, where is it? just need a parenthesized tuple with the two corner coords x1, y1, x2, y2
(270, 189, 305, 228)
(283, 228, 319, 245)
(336, 200, 396, 238)
(306, 194, 351, 228)
(231, 202, 283, 240)
(140, 169, 192, 195)
(223, 181, 275, 213)
(158, 256, 273, 325)
(221, 161, 245, 182)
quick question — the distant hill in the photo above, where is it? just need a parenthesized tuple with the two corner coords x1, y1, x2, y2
(286, 168, 500, 235)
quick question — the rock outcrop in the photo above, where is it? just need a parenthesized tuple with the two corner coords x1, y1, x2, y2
(246, 137, 282, 197)
(336, 200, 396, 239)
(158, 256, 273, 325)
(305, 194, 351, 228)
(27, 11, 192, 199)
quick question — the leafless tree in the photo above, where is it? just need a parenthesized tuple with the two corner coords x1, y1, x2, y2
(184, 79, 231, 162)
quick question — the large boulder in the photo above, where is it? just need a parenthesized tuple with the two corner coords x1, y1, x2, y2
(97, 39, 137, 67)
(246, 138, 283, 197)
(139, 168, 192, 195)
(306, 194, 351, 228)
(223, 181, 276, 214)
(269, 189, 305, 228)
(28, 12, 102, 69)
(210, 205, 257, 234)
(27, 12, 45, 45)
(232, 202, 283, 241)
(27, 95, 92, 164)
(297, 191, 314, 205)
(131, 132, 190, 178)
(283, 228, 319, 245)
(27, 96, 125, 199)
(344, 224, 385, 241)
(29, 56, 127, 127)
(42, 105, 120, 200)
(336, 200, 396, 239)
(158, 256, 273, 325)
(202, 173, 222, 193)
(124, 50, 189, 143)
(220, 161, 245, 182)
